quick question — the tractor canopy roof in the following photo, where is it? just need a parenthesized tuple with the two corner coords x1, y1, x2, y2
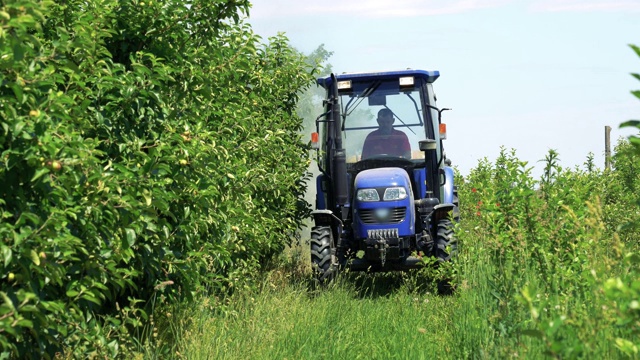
(317, 69, 440, 88)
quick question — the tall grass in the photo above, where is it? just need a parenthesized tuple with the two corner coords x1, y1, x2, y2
(153, 145, 639, 359)
(451, 147, 639, 358)
(171, 273, 458, 359)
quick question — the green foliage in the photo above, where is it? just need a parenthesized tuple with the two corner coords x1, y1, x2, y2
(606, 42, 640, 358)
(166, 42, 640, 359)
(296, 43, 333, 133)
(447, 45, 640, 357)
(618, 44, 640, 235)
(602, 252, 640, 357)
(453, 146, 639, 358)
(166, 146, 639, 360)
(173, 275, 459, 359)
(620, 44, 640, 147)
(0, 0, 314, 357)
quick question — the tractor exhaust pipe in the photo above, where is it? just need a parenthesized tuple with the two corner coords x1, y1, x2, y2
(330, 73, 348, 214)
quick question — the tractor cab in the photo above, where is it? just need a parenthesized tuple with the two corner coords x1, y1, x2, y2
(310, 70, 458, 283)
(326, 73, 436, 162)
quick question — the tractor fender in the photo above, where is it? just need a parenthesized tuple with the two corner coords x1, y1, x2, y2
(311, 209, 343, 228)
(431, 203, 455, 224)
(442, 166, 455, 204)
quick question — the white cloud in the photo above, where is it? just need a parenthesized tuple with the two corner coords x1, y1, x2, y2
(250, 0, 513, 19)
(529, 0, 640, 12)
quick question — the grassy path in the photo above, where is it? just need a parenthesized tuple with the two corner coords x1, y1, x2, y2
(176, 274, 461, 359)
(163, 150, 640, 359)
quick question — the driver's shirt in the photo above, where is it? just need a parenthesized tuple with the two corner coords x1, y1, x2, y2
(361, 129, 411, 159)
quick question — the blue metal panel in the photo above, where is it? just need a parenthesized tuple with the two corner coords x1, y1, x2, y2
(318, 69, 440, 88)
(354, 167, 410, 189)
(413, 168, 427, 200)
(442, 166, 455, 204)
(315, 173, 352, 210)
(352, 167, 415, 238)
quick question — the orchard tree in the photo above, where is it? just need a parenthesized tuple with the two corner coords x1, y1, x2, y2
(0, 0, 314, 357)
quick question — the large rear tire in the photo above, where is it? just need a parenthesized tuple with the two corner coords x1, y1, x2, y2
(310, 226, 336, 283)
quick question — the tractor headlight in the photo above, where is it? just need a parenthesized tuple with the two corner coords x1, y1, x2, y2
(383, 187, 408, 201)
(356, 188, 380, 202)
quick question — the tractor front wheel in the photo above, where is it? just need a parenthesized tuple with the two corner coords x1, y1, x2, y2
(434, 219, 457, 294)
(434, 219, 457, 262)
(452, 186, 460, 222)
(310, 226, 337, 283)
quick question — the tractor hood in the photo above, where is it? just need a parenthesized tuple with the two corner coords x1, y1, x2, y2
(353, 167, 415, 239)
(354, 167, 411, 190)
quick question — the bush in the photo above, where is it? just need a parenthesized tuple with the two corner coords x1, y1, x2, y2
(453, 145, 639, 358)
(450, 44, 640, 358)
(0, 0, 314, 357)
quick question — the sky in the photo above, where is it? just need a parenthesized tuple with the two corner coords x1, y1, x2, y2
(247, 0, 640, 177)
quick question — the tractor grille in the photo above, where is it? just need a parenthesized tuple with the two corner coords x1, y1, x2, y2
(359, 207, 406, 224)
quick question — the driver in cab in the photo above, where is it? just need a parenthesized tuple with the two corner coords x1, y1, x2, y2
(361, 108, 411, 159)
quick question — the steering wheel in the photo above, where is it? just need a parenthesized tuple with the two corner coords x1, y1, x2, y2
(353, 154, 415, 172)
(364, 154, 413, 161)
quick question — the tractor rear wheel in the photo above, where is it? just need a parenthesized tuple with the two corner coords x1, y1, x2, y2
(310, 226, 336, 283)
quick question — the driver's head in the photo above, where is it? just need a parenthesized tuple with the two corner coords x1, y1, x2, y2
(377, 108, 394, 133)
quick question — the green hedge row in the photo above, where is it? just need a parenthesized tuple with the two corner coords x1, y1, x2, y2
(454, 142, 640, 358)
(0, 0, 314, 357)
(452, 45, 640, 356)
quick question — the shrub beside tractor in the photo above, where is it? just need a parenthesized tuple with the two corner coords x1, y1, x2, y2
(309, 70, 458, 285)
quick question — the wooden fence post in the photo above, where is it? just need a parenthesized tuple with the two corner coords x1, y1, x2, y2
(605, 125, 611, 171)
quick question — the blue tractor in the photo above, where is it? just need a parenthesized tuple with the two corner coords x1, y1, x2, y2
(309, 70, 458, 284)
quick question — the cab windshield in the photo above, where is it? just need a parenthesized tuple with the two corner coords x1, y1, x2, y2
(339, 80, 427, 164)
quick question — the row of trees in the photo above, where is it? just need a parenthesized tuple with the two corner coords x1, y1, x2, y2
(0, 0, 317, 357)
